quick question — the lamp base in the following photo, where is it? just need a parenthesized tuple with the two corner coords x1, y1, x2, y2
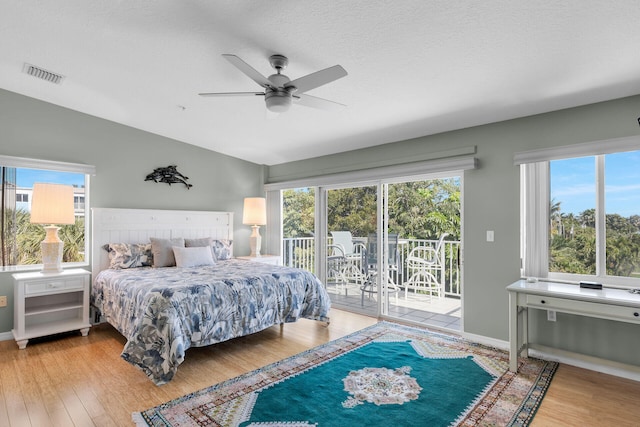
(41, 226, 64, 273)
(249, 225, 262, 257)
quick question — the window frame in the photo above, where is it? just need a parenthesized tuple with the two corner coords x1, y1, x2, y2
(517, 137, 640, 288)
(0, 155, 95, 272)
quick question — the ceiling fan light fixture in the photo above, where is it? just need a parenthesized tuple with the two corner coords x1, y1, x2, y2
(265, 91, 292, 113)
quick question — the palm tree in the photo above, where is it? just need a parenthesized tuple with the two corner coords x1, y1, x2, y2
(549, 199, 562, 236)
(59, 218, 85, 262)
(16, 210, 43, 264)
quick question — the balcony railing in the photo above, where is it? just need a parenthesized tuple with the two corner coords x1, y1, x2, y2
(282, 236, 461, 297)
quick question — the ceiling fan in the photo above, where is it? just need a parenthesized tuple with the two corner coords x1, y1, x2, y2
(199, 54, 348, 113)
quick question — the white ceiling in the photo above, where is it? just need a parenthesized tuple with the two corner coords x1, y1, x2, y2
(2, 1, 640, 166)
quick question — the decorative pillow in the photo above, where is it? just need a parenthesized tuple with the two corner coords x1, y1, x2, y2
(172, 246, 215, 268)
(212, 239, 233, 260)
(104, 243, 153, 269)
(150, 237, 185, 267)
(185, 237, 214, 250)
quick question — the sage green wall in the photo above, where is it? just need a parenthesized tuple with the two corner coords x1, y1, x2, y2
(3, 86, 640, 365)
(0, 88, 264, 334)
(268, 95, 640, 366)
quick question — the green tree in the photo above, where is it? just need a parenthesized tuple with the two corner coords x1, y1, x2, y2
(550, 204, 640, 277)
(327, 186, 378, 236)
(579, 209, 596, 228)
(283, 188, 315, 237)
(283, 179, 461, 241)
(388, 179, 460, 240)
(1, 207, 17, 266)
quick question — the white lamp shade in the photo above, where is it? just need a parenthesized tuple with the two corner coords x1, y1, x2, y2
(242, 197, 267, 226)
(30, 183, 75, 225)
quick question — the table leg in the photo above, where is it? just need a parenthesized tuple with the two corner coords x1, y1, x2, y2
(522, 305, 528, 358)
(508, 291, 518, 372)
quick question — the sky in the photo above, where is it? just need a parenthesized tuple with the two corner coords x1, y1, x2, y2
(550, 151, 640, 217)
(17, 168, 84, 188)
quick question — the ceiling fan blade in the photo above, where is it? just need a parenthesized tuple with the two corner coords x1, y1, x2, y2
(286, 65, 347, 93)
(295, 94, 346, 111)
(222, 54, 272, 89)
(199, 92, 264, 97)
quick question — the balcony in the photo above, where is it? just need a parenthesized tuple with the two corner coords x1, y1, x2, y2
(282, 236, 461, 329)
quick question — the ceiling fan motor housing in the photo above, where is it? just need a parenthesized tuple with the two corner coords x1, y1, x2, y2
(265, 72, 295, 112)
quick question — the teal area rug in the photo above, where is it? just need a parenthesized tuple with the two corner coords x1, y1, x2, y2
(133, 322, 557, 427)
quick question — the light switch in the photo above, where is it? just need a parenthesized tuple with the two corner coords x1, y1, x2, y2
(486, 230, 494, 242)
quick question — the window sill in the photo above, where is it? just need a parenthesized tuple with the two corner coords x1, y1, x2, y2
(0, 262, 89, 274)
(546, 272, 640, 290)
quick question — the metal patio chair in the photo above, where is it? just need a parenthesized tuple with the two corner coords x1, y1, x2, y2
(404, 233, 449, 300)
(360, 233, 400, 306)
(329, 231, 367, 288)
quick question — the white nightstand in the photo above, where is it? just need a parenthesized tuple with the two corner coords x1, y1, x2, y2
(12, 268, 91, 349)
(236, 255, 282, 266)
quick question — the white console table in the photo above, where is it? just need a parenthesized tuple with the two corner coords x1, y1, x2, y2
(507, 279, 640, 372)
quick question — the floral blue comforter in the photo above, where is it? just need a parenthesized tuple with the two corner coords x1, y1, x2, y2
(92, 259, 331, 385)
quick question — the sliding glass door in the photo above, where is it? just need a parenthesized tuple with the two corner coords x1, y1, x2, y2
(384, 177, 461, 329)
(276, 172, 463, 331)
(324, 184, 379, 317)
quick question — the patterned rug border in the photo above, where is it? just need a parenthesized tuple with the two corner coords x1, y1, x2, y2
(133, 321, 557, 427)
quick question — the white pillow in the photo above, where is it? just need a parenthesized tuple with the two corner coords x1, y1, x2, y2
(172, 246, 215, 268)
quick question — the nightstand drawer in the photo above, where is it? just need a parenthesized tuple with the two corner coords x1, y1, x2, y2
(25, 277, 84, 295)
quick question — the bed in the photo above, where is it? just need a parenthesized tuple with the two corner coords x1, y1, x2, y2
(90, 208, 331, 385)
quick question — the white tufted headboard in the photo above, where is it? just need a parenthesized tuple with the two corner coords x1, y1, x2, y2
(91, 208, 233, 284)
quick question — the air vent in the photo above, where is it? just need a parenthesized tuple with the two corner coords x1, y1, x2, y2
(22, 63, 65, 85)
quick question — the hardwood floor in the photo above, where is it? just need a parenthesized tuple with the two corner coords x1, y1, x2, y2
(0, 309, 638, 426)
(532, 363, 640, 427)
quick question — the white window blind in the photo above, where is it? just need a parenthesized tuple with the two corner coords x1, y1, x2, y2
(0, 155, 96, 175)
(265, 156, 477, 191)
(514, 136, 640, 165)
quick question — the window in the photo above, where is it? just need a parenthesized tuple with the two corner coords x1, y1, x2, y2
(0, 156, 94, 270)
(282, 187, 316, 271)
(549, 156, 596, 275)
(74, 194, 85, 212)
(518, 138, 640, 286)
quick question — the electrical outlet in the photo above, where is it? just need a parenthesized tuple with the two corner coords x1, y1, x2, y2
(0, 296, 7, 307)
(547, 310, 556, 322)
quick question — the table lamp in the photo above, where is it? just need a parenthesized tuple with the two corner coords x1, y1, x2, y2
(242, 197, 267, 257)
(30, 183, 75, 272)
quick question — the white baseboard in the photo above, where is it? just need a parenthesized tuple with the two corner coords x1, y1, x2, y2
(0, 331, 13, 341)
(462, 331, 510, 351)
